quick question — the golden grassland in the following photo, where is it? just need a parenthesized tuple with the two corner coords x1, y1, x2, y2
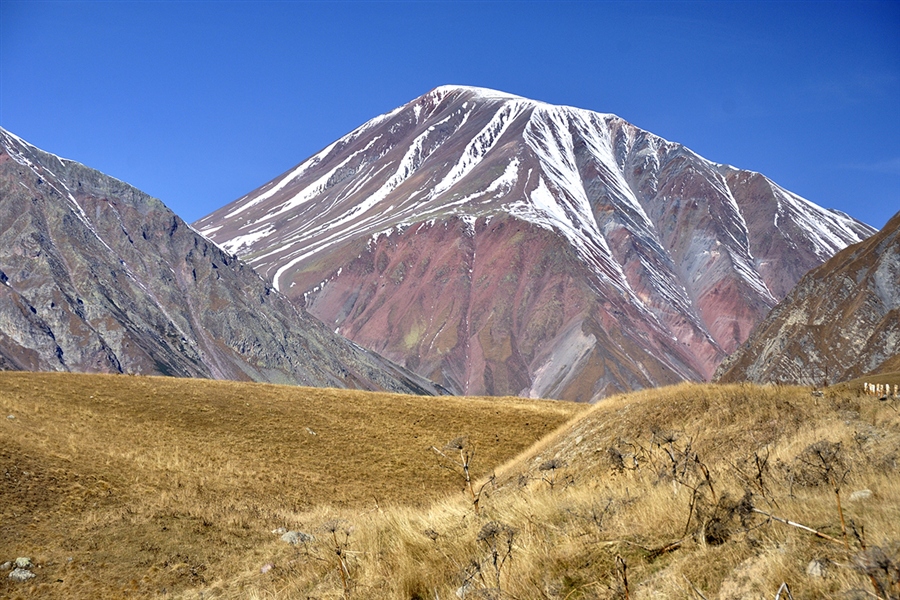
(2, 372, 899, 599)
(0, 372, 581, 599)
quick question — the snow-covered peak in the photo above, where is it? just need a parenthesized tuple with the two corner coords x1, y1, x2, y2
(422, 86, 622, 126)
(196, 87, 877, 399)
(428, 85, 526, 102)
(199, 87, 875, 303)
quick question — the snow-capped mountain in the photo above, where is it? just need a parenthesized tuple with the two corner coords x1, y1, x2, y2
(196, 86, 875, 400)
(0, 127, 443, 395)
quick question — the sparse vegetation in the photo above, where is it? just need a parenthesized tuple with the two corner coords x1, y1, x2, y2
(431, 436, 492, 514)
(2, 372, 899, 599)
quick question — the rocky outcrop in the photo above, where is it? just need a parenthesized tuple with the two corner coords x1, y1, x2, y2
(3, 558, 36, 583)
(717, 211, 900, 384)
(195, 86, 874, 400)
(0, 128, 443, 394)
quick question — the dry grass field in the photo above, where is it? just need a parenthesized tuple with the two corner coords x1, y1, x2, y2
(0, 372, 581, 599)
(478, 379, 900, 599)
(1, 372, 899, 599)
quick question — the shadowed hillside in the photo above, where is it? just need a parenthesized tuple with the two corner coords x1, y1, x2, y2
(0, 128, 440, 394)
(718, 210, 900, 385)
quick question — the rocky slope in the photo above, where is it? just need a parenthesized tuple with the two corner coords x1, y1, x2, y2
(0, 128, 442, 394)
(196, 86, 874, 400)
(717, 210, 900, 385)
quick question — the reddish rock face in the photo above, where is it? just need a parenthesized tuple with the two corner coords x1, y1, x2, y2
(717, 211, 900, 385)
(305, 216, 698, 398)
(196, 86, 874, 401)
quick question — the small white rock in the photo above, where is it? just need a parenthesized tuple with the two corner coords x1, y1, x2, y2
(849, 489, 873, 502)
(806, 558, 827, 578)
(280, 530, 313, 545)
(0, 561, 11, 570)
(14, 557, 32, 569)
(8, 568, 36, 582)
(6, 415, 14, 420)
(271, 527, 287, 535)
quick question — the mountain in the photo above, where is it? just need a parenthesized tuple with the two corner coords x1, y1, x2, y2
(717, 210, 900, 385)
(195, 86, 874, 400)
(0, 128, 443, 394)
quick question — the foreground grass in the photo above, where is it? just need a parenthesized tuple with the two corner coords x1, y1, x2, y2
(208, 381, 900, 600)
(2, 373, 898, 599)
(0, 372, 581, 599)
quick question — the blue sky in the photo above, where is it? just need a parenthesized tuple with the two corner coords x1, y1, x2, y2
(1, 1, 898, 229)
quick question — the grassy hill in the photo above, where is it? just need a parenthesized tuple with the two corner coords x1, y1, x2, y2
(0, 372, 581, 598)
(2, 372, 899, 599)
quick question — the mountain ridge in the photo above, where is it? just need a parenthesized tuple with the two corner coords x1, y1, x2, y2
(0, 127, 443, 394)
(717, 210, 900, 385)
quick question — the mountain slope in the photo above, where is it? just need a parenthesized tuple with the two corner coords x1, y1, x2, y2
(0, 128, 442, 394)
(717, 210, 900, 385)
(196, 86, 874, 400)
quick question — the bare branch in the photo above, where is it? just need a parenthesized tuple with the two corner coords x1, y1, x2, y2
(752, 508, 845, 546)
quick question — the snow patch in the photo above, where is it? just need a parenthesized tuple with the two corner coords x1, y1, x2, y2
(430, 85, 524, 101)
(222, 140, 341, 220)
(220, 223, 276, 254)
(262, 134, 383, 220)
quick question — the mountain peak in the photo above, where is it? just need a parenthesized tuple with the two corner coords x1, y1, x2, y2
(196, 91, 874, 400)
(427, 85, 526, 102)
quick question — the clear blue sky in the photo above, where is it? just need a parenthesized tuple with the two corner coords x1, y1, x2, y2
(2, 1, 898, 229)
